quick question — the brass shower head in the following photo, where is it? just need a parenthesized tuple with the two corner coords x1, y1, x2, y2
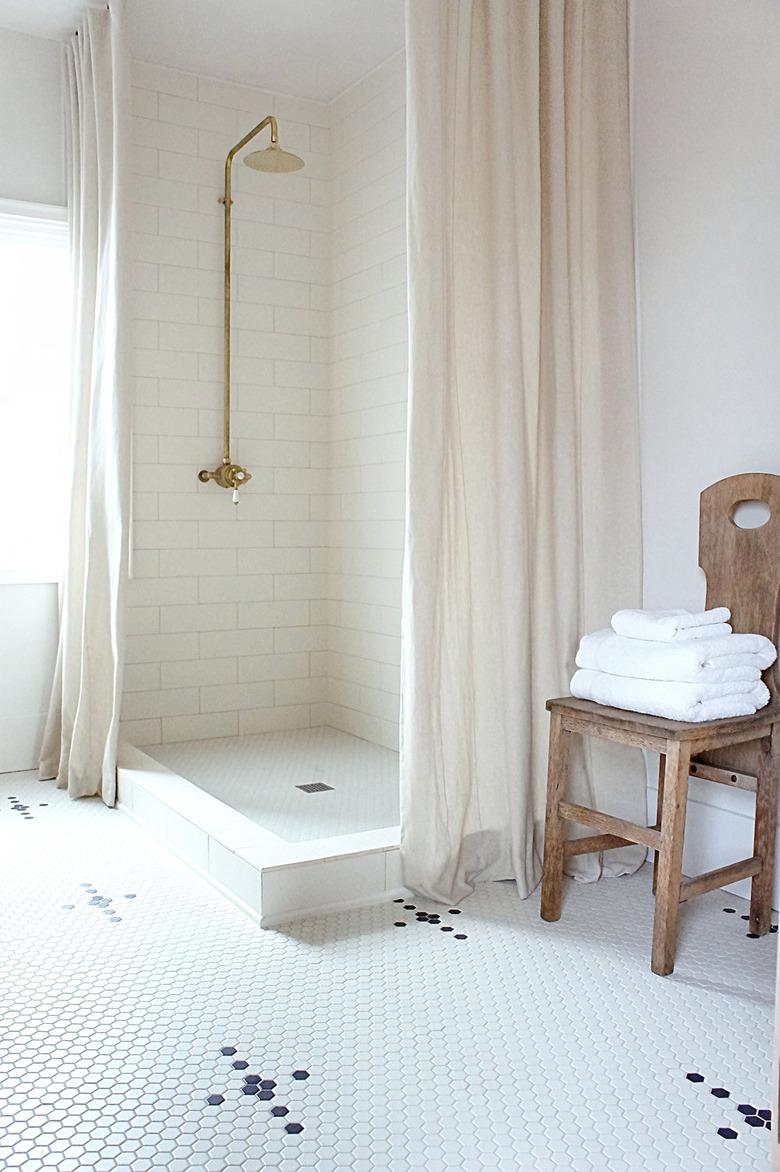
(199, 114, 307, 496)
(244, 141, 305, 173)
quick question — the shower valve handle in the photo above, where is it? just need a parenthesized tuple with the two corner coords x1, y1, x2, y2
(197, 462, 252, 491)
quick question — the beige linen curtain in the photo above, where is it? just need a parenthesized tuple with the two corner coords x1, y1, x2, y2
(40, 1, 130, 803)
(401, 0, 645, 903)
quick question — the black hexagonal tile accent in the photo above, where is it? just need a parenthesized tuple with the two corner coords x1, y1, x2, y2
(210, 1043, 312, 1126)
(206, 1094, 224, 1106)
(737, 1104, 756, 1115)
(745, 1115, 764, 1127)
(717, 1128, 737, 1140)
(285, 1122, 303, 1134)
(710, 1088, 729, 1098)
(686, 1073, 705, 1083)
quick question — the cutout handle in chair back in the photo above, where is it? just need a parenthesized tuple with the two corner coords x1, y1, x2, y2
(699, 473, 780, 698)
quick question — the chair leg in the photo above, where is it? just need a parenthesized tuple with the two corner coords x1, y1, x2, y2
(540, 712, 570, 922)
(651, 752, 666, 895)
(651, 740, 691, 976)
(749, 726, 779, 936)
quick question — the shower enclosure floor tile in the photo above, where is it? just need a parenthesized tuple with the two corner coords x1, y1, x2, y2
(150, 726, 399, 843)
(1, 769, 773, 1172)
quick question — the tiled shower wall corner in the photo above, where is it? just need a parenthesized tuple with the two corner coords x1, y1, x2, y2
(122, 53, 406, 752)
(317, 55, 407, 752)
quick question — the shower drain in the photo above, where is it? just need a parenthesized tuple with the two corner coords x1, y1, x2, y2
(296, 782, 334, 794)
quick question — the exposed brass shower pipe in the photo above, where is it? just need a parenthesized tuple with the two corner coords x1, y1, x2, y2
(198, 115, 304, 498)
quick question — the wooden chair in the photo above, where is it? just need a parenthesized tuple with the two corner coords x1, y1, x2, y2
(540, 473, 780, 975)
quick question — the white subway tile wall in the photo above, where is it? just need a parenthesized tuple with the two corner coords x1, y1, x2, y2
(124, 53, 406, 751)
(324, 54, 406, 752)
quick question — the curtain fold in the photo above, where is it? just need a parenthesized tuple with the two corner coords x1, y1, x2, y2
(401, 0, 645, 903)
(39, 0, 130, 804)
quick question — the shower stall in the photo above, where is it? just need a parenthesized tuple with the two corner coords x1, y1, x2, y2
(119, 50, 407, 921)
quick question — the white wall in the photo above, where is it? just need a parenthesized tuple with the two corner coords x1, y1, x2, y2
(0, 29, 64, 206)
(0, 28, 64, 774)
(632, 0, 780, 901)
(321, 53, 406, 752)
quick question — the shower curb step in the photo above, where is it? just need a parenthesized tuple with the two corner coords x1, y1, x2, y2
(117, 742, 402, 926)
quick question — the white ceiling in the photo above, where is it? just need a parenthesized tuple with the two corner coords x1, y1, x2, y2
(0, 0, 90, 40)
(0, 0, 405, 101)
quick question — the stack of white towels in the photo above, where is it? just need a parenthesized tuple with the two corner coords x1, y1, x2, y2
(571, 607, 776, 722)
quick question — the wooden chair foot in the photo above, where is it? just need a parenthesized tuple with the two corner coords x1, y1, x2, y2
(540, 713, 569, 923)
(748, 908, 771, 936)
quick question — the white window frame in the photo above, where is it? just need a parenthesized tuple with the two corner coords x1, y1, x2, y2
(0, 198, 69, 585)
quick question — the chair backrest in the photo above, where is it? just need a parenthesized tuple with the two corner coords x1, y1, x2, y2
(699, 472, 780, 702)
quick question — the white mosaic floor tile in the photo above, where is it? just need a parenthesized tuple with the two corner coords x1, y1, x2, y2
(0, 769, 775, 1171)
(150, 728, 399, 842)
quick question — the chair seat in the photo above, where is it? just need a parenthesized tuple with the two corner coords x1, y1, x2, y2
(546, 694, 780, 743)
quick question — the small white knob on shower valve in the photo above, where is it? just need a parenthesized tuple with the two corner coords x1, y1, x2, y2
(232, 469, 246, 505)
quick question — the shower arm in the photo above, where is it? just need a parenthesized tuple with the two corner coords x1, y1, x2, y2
(198, 116, 279, 492)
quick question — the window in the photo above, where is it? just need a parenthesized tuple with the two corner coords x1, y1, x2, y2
(0, 200, 71, 582)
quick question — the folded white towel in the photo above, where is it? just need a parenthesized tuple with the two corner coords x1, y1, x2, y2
(571, 668, 769, 723)
(576, 629, 776, 684)
(611, 607, 732, 643)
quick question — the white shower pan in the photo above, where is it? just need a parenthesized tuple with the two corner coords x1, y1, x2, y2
(117, 727, 402, 926)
